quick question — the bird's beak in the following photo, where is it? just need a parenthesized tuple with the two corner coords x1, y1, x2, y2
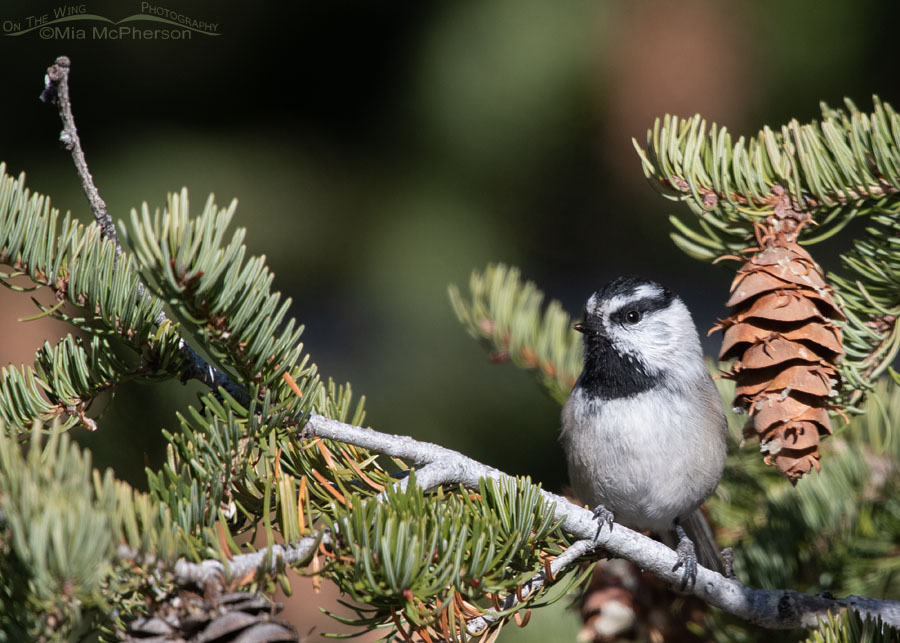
(572, 322, 585, 333)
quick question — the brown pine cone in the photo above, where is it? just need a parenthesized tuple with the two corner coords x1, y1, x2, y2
(715, 234, 845, 483)
(124, 591, 298, 643)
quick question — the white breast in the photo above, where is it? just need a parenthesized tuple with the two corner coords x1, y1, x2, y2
(560, 383, 726, 532)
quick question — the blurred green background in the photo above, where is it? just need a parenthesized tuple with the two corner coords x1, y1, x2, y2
(0, 0, 898, 639)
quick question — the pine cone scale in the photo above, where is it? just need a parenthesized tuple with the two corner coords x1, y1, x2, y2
(124, 589, 298, 643)
(734, 363, 837, 399)
(720, 320, 842, 360)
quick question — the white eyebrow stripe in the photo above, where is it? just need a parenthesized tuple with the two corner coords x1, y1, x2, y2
(603, 284, 662, 313)
(588, 282, 667, 317)
(635, 284, 662, 299)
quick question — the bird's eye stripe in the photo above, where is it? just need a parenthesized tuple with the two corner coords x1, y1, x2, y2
(609, 295, 670, 324)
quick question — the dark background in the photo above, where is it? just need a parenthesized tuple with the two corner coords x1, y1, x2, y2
(0, 1, 897, 638)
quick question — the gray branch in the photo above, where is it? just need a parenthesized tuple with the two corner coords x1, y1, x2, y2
(118, 534, 325, 590)
(42, 56, 119, 252)
(173, 535, 324, 588)
(302, 413, 900, 631)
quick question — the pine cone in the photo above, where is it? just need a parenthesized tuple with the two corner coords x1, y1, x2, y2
(124, 590, 298, 643)
(576, 559, 708, 643)
(716, 233, 844, 483)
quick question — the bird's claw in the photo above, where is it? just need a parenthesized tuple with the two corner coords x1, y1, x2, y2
(591, 505, 615, 540)
(672, 524, 698, 590)
(721, 546, 735, 579)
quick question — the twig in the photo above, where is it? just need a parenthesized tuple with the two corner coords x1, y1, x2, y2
(173, 535, 324, 588)
(118, 534, 325, 589)
(465, 538, 595, 635)
(41, 56, 119, 252)
(41, 56, 249, 405)
(302, 413, 900, 631)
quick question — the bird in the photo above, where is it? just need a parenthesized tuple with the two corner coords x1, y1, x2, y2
(560, 276, 727, 588)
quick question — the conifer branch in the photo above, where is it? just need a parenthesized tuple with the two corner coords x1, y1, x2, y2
(631, 97, 900, 249)
(449, 264, 581, 404)
(40, 56, 249, 406)
(301, 413, 900, 631)
(632, 99, 900, 401)
(464, 537, 596, 634)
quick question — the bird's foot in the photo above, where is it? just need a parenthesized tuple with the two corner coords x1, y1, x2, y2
(591, 504, 615, 540)
(721, 547, 735, 579)
(672, 522, 698, 590)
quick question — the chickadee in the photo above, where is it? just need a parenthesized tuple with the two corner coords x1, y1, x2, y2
(561, 276, 727, 588)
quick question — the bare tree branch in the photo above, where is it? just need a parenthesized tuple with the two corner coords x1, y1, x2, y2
(302, 413, 900, 631)
(41, 56, 249, 404)
(41, 56, 119, 252)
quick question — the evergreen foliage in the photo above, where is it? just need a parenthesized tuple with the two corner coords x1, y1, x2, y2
(803, 611, 893, 643)
(632, 98, 900, 402)
(0, 167, 581, 642)
(449, 264, 581, 404)
(1, 93, 899, 641)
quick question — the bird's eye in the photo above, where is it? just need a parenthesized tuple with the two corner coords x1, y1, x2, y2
(625, 310, 642, 324)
